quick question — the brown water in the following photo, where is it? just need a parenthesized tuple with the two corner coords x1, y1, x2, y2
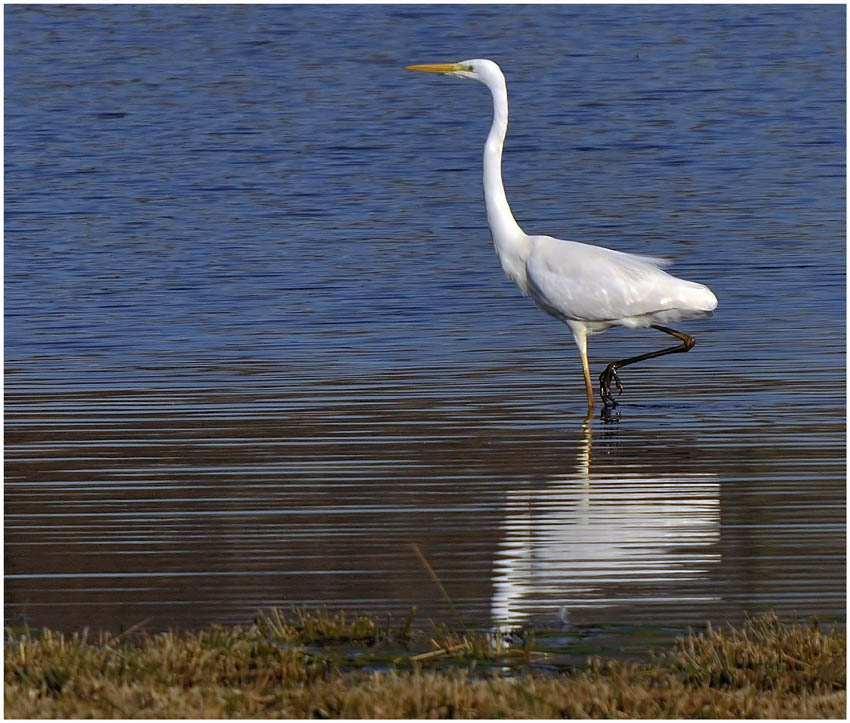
(6, 360, 845, 634)
(5, 5, 845, 639)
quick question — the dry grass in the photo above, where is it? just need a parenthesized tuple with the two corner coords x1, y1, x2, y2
(5, 610, 845, 718)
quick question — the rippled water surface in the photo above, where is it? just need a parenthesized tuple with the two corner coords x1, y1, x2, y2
(5, 5, 845, 639)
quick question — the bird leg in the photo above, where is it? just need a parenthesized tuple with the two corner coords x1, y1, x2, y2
(569, 324, 596, 413)
(599, 325, 696, 408)
(580, 348, 595, 412)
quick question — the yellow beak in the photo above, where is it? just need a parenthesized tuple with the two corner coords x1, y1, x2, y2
(405, 62, 463, 74)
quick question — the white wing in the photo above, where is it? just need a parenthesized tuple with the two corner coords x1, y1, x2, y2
(525, 235, 716, 327)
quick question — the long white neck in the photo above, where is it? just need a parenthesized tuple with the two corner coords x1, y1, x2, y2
(481, 72, 529, 289)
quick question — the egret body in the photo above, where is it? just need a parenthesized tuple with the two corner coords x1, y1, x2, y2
(406, 59, 717, 414)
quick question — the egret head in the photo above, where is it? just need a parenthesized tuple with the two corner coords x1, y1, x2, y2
(405, 58, 503, 85)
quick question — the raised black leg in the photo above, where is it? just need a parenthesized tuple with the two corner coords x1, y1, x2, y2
(599, 325, 696, 408)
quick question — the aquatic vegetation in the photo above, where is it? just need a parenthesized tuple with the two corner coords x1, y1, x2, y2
(4, 610, 845, 718)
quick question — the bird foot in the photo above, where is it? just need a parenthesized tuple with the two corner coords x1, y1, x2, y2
(599, 365, 623, 407)
(600, 404, 621, 424)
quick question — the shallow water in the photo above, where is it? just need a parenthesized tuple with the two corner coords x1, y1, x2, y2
(5, 5, 845, 637)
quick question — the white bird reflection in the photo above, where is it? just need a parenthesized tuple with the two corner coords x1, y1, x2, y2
(491, 424, 720, 628)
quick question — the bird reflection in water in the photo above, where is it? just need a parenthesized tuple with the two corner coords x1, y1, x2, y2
(490, 422, 720, 629)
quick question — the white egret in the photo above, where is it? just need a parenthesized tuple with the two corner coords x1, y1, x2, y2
(406, 59, 717, 414)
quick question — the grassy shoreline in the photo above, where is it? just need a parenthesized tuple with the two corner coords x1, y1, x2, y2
(5, 609, 845, 718)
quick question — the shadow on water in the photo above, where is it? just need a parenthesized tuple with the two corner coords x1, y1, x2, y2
(5, 366, 845, 635)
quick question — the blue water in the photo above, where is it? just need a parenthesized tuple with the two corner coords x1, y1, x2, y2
(5, 5, 845, 637)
